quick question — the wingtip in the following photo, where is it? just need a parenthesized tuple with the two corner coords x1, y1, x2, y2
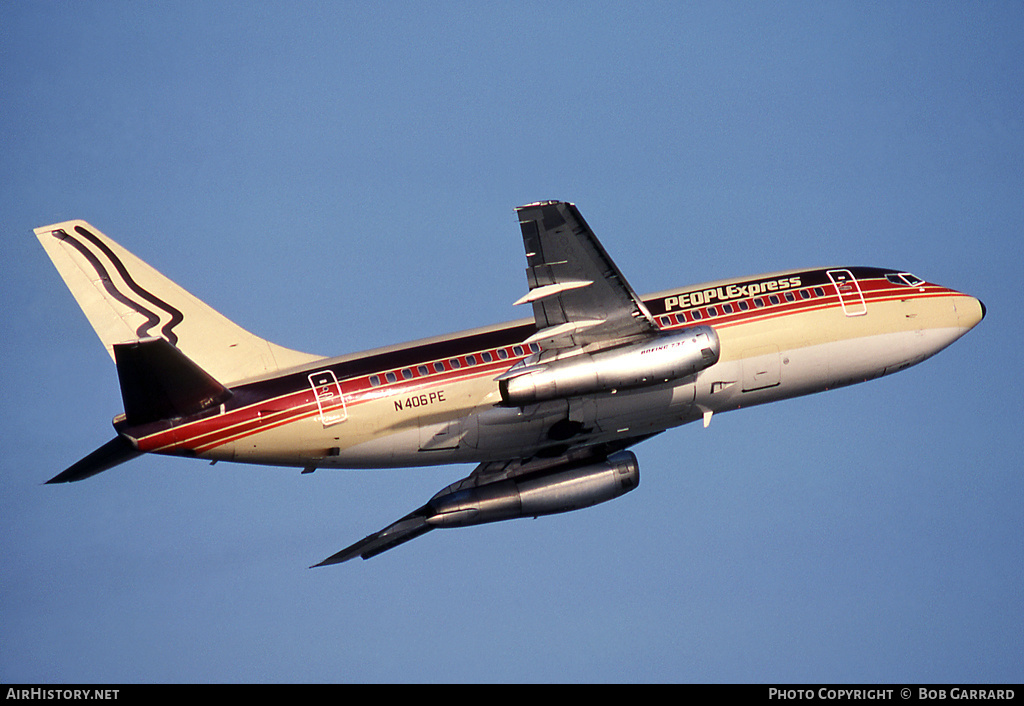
(309, 553, 355, 569)
(310, 543, 370, 567)
(516, 200, 572, 211)
(312, 512, 434, 567)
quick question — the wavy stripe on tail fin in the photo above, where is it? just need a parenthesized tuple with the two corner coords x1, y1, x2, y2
(35, 220, 324, 385)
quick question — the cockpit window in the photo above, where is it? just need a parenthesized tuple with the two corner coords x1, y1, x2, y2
(886, 272, 924, 286)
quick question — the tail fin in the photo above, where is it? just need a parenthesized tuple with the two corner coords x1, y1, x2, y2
(35, 220, 323, 385)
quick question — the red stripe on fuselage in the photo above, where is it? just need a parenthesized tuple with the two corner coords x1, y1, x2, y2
(131, 275, 957, 456)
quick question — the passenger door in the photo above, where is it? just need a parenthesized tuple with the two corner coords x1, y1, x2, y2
(827, 269, 867, 317)
(308, 370, 347, 426)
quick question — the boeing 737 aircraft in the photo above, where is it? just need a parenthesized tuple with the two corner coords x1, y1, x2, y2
(36, 201, 985, 565)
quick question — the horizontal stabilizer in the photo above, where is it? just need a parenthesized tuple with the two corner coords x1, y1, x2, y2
(46, 435, 141, 484)
(115, 338, 232, 426)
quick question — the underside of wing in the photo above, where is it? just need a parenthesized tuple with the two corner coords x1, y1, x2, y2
(311, 510, 433, 566)
(515, 201, 659, 350)
(312, 437, 653, 565)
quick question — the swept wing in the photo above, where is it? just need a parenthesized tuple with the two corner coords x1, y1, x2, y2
(514, 201, 659, 350)
(315, 201, 663, 562)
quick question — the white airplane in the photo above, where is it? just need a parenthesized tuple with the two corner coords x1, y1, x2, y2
(36, 201, 985, 565)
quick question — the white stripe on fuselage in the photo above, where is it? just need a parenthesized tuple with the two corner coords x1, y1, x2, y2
(141, 273, 977, 470)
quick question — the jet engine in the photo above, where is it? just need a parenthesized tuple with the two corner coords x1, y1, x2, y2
(425, 451, 640, 528)
(498, 326, 721, 406)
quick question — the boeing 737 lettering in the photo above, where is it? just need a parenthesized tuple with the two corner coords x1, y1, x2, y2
(36, 201, 985, 565)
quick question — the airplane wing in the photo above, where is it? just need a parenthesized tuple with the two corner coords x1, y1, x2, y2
(514, 201, 659, 350)
(312, 437, 655, 565)
(313, 204, 665, 566)
(311, 509, 433, 566)
(310, 460, 522, 566)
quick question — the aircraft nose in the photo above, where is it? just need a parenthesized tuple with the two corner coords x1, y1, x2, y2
(957, 295, 986, 331)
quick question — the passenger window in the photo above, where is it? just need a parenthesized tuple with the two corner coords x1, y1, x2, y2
(482, 352, 492, 363)
(466, 355, 477, 366)
(433, 362, 445, 373)
(385, 372, 397, 384)
(497, 349, 508, 359)
(401, 369, 413, 380)
(417, 365, 429, 376)
(513, 346, 524, 357)
(449, 359, 461, 369)
(369, 375, 381, 387)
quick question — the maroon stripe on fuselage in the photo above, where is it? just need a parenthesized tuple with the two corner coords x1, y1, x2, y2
(127, 267, 953, 455)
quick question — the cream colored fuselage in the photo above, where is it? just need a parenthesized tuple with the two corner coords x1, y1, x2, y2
(130, 267, 984, 472)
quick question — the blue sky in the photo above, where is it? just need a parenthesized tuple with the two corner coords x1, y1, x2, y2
(1, 1, 1021, 683)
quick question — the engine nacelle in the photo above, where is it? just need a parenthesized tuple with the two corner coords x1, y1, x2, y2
(424, 451, 640, 529)
(498, 325, 721, 406)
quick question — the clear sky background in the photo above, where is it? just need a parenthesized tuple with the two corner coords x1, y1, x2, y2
(2, 2, 1021, 684)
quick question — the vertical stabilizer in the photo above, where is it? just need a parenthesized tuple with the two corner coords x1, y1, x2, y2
(35, 220, 323, 384)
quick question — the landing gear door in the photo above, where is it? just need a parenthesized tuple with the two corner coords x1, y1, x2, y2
(827, 269, 867, 317)
(308, 370, 347, 427)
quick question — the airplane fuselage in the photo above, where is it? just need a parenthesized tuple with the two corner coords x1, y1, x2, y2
(116, 265, 983, 472)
